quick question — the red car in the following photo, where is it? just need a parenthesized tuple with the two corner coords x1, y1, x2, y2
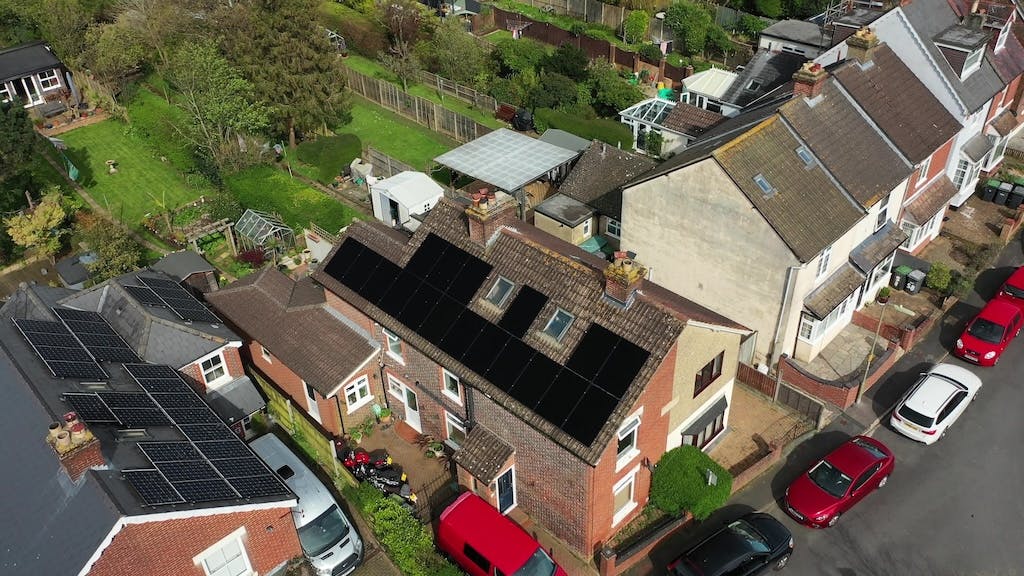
(996, 266, 1024, 311)
(783, 435, 894, 528)
(953, 298, 1022, 366)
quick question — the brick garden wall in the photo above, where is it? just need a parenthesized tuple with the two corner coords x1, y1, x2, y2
(779, 343, 902, 410)
(89, 508, 301, 576)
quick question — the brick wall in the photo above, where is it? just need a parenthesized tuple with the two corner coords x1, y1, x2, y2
(324, 291, 375, 335)
(779, 343, 901, 409)
(89, 507, 301, 576)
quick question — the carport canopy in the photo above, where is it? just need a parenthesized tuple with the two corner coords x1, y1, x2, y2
(434, 128, 578, 193)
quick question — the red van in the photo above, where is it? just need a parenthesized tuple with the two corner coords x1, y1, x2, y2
(436, 492, 568, 576)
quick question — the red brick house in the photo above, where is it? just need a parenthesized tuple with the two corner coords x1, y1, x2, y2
(206, 268, 381, 437)
(311, 194, 751, 555)
(0, 283, 302, 576)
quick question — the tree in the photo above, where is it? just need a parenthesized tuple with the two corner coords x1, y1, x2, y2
(528, 73, 577, 111)
(164, 41, 271, 170)
(378, 0, 426, 53)
(623, 10, 649, 44)
(419, 18, 488, 85)
(117, 0, 197, 69)
(83, 19, 147, 99)
(543, 43, 589, 82)
(737, 14, 768, 37)
(0, 103, 39, 187)
(73, 211, 145, 283)
(380, 48, 421, 91)
(754, 0, 783, 19)
(217, 0, 351, 147)
(587, 59, 644, 117)
(664, 0, 714, 56)
(490, 37, 548, 77)
(5, 188, 71, 262)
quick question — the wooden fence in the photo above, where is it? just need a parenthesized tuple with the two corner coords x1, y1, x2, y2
(365, 146, 419, 177)
(417, 70, 498, 112)
(343, 67, 493, 143)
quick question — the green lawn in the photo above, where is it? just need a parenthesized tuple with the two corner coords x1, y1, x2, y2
(60, 120, 214, 230)
(339, 96, 456, 170)
(223, 165, 364, 234)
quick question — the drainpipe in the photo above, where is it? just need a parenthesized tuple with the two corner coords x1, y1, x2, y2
(769, 265, 801, 370)
(333, 395, 346, 435)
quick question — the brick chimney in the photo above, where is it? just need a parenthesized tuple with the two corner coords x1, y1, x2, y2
(48, 412, 105, 482)
(846, 27, 881, 63)
(466, 189, 518, 245)
(792, 62, 828, 99)
(604, 255, 647, 304)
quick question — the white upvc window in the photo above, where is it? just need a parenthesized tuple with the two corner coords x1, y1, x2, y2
(798, 289, 857, 343)
(260, 345, 272, 363)
(612, 465, 640, 527)
(875, 193, 891, 230)
(442, 369, 462, 404)
(200, 353, 228, 385)
(0, 83, 10, 103)
(606, 218, 622, 238)
(304, 381, 322, 423)
(916, 157, 931, 187)
(961, 47, 984, 78)
(445, 411, 466, 448)
(615, 408, 642, 471)
(387, 373, 405, 401)
(383, 328, 403, 363)
(344, 375, 373, 413)
(37, 69, 60, 91)
(581, 218, 592, 237)
(194, 527, 254, 576)
(816, 246, 831, 279)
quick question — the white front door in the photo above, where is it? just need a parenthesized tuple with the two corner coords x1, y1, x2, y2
(404, 386, 421, 432)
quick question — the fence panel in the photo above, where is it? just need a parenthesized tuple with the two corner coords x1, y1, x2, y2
(365, 146, 417, 177)
(736, 362, 777, 398)
(777, 383, 823, 424)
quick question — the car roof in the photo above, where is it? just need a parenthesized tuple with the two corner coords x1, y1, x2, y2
(977, 298, 1020, 323)
(825, 437, 881, 476)
(1003, 266, 1024, 289)
(249, 434, 337, 525)
(685, 526, 756, 576)
(439, 492, 538, 570)
(905, 373, 966, 417)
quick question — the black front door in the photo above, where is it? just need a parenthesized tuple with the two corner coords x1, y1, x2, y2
(497, 467, 515, 513)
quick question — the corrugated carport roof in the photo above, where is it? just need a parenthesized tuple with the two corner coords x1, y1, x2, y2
(434, 128, 578, 192)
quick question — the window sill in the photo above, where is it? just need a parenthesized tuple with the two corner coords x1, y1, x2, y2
(612, 501, 638, 527)
(615, 449, 640, 473)
(442, 390, 462, 405)
(204, 375, 232, 389)
(346, 395, 374, 414)
(386, 351, 405, 365)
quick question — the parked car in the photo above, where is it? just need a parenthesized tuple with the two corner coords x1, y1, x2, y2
(783, 436, 894, 528)
(996, 265, 1024, 311)
(250, 434, 363, 576)
(953, 298, 1022, 366)
(667, 513, 793, 575)
(436, 491, 568, 576)
(890, 363, 982, 444)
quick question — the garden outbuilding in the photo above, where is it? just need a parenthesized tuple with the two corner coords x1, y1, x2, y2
(234, 208, 294, 255)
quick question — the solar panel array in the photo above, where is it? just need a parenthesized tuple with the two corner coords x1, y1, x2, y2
(13, 318, 108, 380)
(324, 233, 651, 446)
(123, 276, 221, 324)
(53, 307, 141, 363)
(120, 363, 291, 506)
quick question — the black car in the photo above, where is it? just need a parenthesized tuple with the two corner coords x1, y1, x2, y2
(667, 513, 794, 576)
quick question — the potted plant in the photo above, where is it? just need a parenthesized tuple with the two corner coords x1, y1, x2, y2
(426, 440, 445, 458)
(876, 286, 891, 304)
(378, 407, 392, 425)
(350, 429, 363, 445)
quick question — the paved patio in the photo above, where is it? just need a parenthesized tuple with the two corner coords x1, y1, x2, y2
(709, 384, 812, 475)
(0, 257, 57, 299)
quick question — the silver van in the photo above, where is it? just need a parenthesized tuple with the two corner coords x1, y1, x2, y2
(250, 434, 363, 576)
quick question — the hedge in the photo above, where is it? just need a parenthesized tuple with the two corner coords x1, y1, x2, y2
(295, 134, 363, 184)
(650, 445, 732, 520)
(534, 108, 634, 149)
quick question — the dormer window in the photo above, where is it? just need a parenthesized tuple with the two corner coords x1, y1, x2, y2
(996, 13, 1013, 52)
(934, 24, 990, 80)
(753, 174, 775, 197)
(962, 47, 984, 78)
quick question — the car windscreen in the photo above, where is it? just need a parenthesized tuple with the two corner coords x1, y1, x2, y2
(807, 460, 852, 499)
(851, 438, 887, 460)
(727, 520, 769, 553)
(297, 504, 350, 557)
(1003, 282, 1024, 299)
(897, 403, 935, 428)
(967, 318, 1005, 344)
(513, 548, 557, 576)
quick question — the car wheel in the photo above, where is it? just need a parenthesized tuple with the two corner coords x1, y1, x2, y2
(774, 554, 791, 571)
(878, 475, 888, 488)
(827, 513, 840, 527)
(940, 428, 948, 440)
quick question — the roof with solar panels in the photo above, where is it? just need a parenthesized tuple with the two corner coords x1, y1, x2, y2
(0, 282, 295, 537)
(312, 196, 748, 464)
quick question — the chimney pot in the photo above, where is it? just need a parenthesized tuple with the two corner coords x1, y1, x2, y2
(48, 422, 62, 442)
(466, 190, 518, 245)
(792, 61, 828, 99)
(846, 27, 880, 63)
(55, 431, 71, 453)
(63, 411, 80, 428)
(604, 256, 647, 304)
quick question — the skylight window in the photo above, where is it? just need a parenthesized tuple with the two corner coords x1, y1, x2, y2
(542, 308, 574, 342)
(753, 174, 775, 196)
(795, 146, 815, 168)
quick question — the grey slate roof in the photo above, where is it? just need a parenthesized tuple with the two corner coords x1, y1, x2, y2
(761, 19, 832, 48)
(451, 424, 515, 484)
(55, 251, 95, 286)
(538, 129, 591, 153)
(713, 116, 864, 262)
(313, 200, 747, 464)
(557, 141, 655, 220)
(150, 250, 215, 281)
(207, 375, 266, 423)
(0, 351, 121, 576)
(206, 267, 378, 397)
(721, 50, 805, 108)
(849, 222, 908, 274)
(804, 263, 866, 319)
(831, 44, 962, 165)
(534, 194, 595, 226)
(0, 41, 62, 83)
(962, 132, 995, 162)
(434, 128, 579, 192)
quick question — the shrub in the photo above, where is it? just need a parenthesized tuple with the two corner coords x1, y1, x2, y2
(238, 249, 266, 267)
(651, 445, 732, 520)
(638, 43, 664, 64)
(296, 134, 363, 184)
(534, 108, 634, 148)
(949, 270, 974, 297)
(924, 262, 952, 292)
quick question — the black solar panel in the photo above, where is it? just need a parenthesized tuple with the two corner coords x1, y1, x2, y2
(561, 386, 620, 445)
(322, 238, 364, 282)
(138, 378, 190, 394)
(462, 323, 510, 377)
(150, 393, 206, 408)
(16, 331, 78, 348)
(360, 259, 401, 305)
(150, 286, 188, 300)
(439, 310, 486, 361)
(97, 392, 157, 408)
(405, 233, 446, 278)
(498, 286, 548, 338)
(448, 256, 492, 304)
(180, 424, 237, 441)
(162, 296, 207, 311)
(124, 364, 180, 379)
(535, 369, 590, 425)
(14, 319, 70, 334)
(344, 244, 383, 290)
(155, 459, 220, 482)
(229, 475, 291, 499)
(139, 276, 184, 290)
(486, 338, 533, 392)
(64, 393, 118, 422)
(53, 307, 105, 323)
(35, 345, 94, 362)
(566, 325, 619, 380)
(165, 408, 221, 425)
(509, 354, 560, 408)
(112, 408, 171, 427)
(175, 307, 222, 324)
(125, 285, 165, 306)
(124, 469, 184, 506)
(594, 339, 650, 398)
(139, 442, 202, 462)
(418, 295, 463, 345)
(138, 276, 222, 324)
(196, 440, 254, 460)
(425, 243, 469, 293)
(76, 333, 127, 349)
(62, 320, 117, 335)
(397, 283, 441, 330)
(90, 346, 141, 363)
(171, 478, 238, 502)
(211, 456, 268, 478)
(378, 271, 419, 317)
(48, 360, 108, 380)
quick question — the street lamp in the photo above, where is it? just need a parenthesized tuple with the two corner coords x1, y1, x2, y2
(857, 300, 887, 404)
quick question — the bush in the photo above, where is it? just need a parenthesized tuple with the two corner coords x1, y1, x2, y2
(238, 249, 266, 267)
(651, 445, 732, 520)
(534, 108, 634, 148)
(295, 134, 363, 184)
(924, 262, 952, 292)
(638, 44, 664, 64)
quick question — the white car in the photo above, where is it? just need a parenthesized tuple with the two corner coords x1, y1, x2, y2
(890, 363, 981, 445)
